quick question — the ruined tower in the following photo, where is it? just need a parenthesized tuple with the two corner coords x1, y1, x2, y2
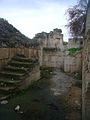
(34, 28, 64, 50)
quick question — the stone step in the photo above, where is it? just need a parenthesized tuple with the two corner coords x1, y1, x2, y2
(0, 71, 25, 80)
(14, 54, 38, 61)
(3, 66, 28, 73)
(0, 54, 39, 98)
(8, 61, 35, 68)
(0, 78, 21, 86)
(0, 89, 10, 100)
(0, 94, 9, 100)
(15, 54, 26, 58)
(12, 56, 36, 63)
(0, 86, 16, 92)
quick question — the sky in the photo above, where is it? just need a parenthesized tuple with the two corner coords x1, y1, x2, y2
(0, 0, 77, 41)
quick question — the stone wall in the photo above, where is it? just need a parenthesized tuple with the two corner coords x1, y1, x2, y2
(68, 38, 83, 49)
(33, 28, 64, 50)
(19, 65, 40, 89)
(82, 1, 90, 119)
(82, 31, 90, 91)
(0, 47, 82, 73)
(40, 47, 82, 72)
(0, 47, 40, 69)
(64, 51, 82, 73)
(82, 30, 90, 120)
(42, 49, 65, 68)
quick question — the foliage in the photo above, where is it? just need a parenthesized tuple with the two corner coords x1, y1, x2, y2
(66, 0, 88, 37)
(63, 41, 68, 45)
(67, 48, 81, 54)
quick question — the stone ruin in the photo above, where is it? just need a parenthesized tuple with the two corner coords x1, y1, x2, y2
(33, 28, 64, 51)
(82, 0, 90, 119)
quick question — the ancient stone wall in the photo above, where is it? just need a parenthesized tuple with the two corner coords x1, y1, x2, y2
(42, 49, 65, 68)
(0, 47, 82, 73)
(0, 47, 40, 69)
(82, 31, 90, 91)
(68, 38, 83, 49)
(64, 51, 82, 73)
(33, 28, 64, 50)
(82, 30, 90, 120)
(19, 65, 40, 89)
(82, 1, 90, 119)
(40, 47, 82, 72)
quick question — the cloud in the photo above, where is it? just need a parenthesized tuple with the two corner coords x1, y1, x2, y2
(0, 0, 77, 9)
(0, 0, 77, 41)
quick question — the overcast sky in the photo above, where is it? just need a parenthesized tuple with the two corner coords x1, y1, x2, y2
(0, 0, 77, 41)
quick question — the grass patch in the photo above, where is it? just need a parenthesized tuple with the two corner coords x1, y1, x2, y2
(66, 48, 81, 55)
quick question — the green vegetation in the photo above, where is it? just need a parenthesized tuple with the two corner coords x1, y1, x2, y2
(63, 41, 68, 45)
(67, 48, 81, 54)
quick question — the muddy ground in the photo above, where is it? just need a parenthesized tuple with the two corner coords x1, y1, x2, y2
(0, 68, 81, 120)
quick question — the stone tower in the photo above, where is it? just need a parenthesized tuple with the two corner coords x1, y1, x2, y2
(48, 28, 64, 50)
(33, 28, 64, 50)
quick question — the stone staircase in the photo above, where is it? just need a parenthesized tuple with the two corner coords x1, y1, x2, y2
(85, 83, 90, 120)
(0, 54, 39, 100)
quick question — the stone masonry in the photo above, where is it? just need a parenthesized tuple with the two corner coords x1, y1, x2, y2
(34, 28, 64, 51)
(82, 0, 90, 119)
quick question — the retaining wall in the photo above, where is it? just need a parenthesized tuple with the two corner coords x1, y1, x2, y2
(64, 52, 82, 73)
(0, 47, 40, 69)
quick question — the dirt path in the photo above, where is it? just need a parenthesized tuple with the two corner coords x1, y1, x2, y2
(0, 68, 81, 120)
(50, 68, 74, 96)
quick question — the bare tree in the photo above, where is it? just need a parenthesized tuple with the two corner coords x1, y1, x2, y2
(66, 0, 88, 38)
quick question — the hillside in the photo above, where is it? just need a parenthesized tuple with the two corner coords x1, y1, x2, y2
(0, 18, 32, 47)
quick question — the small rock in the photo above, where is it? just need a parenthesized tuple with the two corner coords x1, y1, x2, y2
(15, 105, 20, 111)
(75, 100, 81, 107)
(50, 72, 53, 74)
(20, 111, 23, 114)
(1, 100, 8, 104)
(0, 82, 4, 86)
